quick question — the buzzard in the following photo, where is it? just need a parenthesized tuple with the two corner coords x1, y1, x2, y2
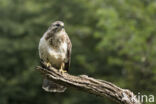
(38, 21, 72, 92)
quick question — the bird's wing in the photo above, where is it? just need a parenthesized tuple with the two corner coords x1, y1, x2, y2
(65, 34, 72, 72)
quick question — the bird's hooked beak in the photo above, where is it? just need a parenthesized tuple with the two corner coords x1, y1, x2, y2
(61, 25, 64, 29)
(56, 25, 64, 32)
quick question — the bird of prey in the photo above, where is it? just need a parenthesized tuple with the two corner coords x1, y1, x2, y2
(38, 21, 72, 92)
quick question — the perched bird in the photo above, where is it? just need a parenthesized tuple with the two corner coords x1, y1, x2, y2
(38, 21, 72, 92)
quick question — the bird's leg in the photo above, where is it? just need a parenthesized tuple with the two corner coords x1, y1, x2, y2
(40, 59, 51, 69)
(46, 62, 51, 68)
(59, 63, 67, 73)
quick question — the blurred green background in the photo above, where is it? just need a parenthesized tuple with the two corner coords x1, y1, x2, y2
(0, 0, 156, 104)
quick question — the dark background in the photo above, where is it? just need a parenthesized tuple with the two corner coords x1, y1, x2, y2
(0, 0, 155, 104)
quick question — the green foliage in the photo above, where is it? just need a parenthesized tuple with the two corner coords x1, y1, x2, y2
(0, 0, 155, 104)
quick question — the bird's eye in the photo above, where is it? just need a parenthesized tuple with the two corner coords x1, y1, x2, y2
(55, 24, 60, 27)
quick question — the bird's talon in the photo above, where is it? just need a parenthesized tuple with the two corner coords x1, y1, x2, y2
(59, 69, 67, 74)
(46, 62, 51, 68)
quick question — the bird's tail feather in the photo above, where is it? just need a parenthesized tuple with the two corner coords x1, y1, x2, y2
(42, 78, 67, 93)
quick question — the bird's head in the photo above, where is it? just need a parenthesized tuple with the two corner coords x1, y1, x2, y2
(49, 21, 65, 32)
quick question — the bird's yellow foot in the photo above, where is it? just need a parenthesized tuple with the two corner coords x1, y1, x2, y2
(59, 63, 67, 73)
(59, 68, 67, 73)
(46, 62, 51, 68)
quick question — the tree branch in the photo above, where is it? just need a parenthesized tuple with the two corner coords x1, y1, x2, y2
(36, 65, 141, 104)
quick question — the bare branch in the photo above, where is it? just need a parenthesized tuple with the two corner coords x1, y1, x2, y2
(36, 65, 141, 104)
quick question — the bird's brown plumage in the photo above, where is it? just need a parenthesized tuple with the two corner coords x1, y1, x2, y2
(38, 21, 72, 92)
